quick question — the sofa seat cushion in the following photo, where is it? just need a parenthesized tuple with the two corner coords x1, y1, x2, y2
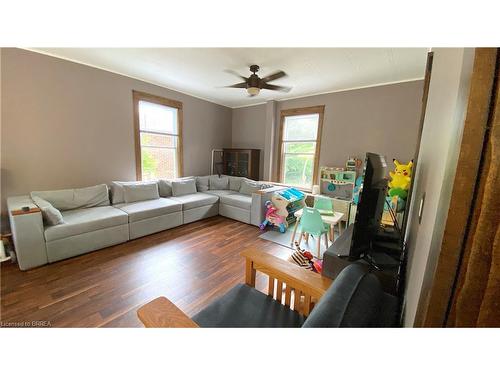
(192, 284, 305, 328)
(204, 190, 236, 198)
(44, 206, 128, 242)
(170, 193, 218, 210)
(220, 193, 252, 210)
(115, 198, 182, 223)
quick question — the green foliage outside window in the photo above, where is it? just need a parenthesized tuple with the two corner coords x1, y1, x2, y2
(284, 154, 313, 187)
(283, 141, 315, 187)
(142, 149, 158, 179)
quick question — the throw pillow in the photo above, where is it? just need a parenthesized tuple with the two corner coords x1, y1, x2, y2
(110, 181, 127, 204)
(123, 182, 159, 203)
(196, 176, 210, 192)
(229, 176, 243, 191)
(209, 175, 229, 190)
(111, 181, 159, 204)
(157, 179, 173, 197)
(239, 179, 261, 196)
(158, 176, 194, 197)
(172, 178, 197, 196)
(32, 196, 64, 226)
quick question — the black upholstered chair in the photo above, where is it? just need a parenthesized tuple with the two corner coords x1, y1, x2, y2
(137, 248, 398, 328)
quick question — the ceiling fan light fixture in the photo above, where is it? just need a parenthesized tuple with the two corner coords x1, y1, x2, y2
(246, 86, 260, 96)
(224, 65, 290, 97)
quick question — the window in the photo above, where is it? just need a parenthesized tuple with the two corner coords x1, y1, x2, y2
(278, 106, 324, 189)
(133, 91, 183, 180)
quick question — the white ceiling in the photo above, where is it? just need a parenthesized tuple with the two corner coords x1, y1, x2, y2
(31, 48, 428, 108)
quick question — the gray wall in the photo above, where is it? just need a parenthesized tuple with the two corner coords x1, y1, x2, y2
(231, 80, 424, 181)
(0, 48, 232, 225)
(403, 48, 474, 326)
(231, 104, 266, 179)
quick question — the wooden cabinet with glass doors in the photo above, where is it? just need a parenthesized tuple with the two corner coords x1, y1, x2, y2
(221, 148, 260, 180)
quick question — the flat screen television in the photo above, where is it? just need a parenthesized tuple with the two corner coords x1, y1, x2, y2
(349, 152, 388, 259)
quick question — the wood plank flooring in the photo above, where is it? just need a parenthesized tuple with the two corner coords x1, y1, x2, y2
(0, 216, 292, 327)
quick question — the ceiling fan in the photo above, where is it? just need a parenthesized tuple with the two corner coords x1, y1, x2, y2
(223, 65, 292, 97)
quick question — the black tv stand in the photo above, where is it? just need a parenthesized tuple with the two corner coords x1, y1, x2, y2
(361, 252, 382, 272)
(322, 224, 404, 295)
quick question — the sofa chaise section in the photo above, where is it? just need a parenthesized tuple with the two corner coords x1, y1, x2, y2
(114, 198, 182, 239)
(218, 193, 253, 224)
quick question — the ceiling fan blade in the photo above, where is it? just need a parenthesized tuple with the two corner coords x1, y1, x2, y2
(224, 69, 248, 82)
(224, 82, 248, 88)
(261, 83, 292, 93)
(261, 70, 287, 83)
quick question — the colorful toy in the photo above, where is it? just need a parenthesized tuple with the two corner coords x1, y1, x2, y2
(277, 187, 305, 201)
(382, 159, 413, 227)
(388, 159, 413, 199)
(353, 176, 363, 205)
(319, 166, 356, 200)
(320, 166, 356, 184)
(259, 199, 288, 233)
(275, 187, 306, 227)
(289, 241, 323, 273)
(345, 157, 357, 172)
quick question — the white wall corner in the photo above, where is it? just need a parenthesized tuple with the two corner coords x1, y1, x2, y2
(263, 100, 277, 181)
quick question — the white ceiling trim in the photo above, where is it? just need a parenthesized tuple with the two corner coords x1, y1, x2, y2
(231, 77, 425, 109)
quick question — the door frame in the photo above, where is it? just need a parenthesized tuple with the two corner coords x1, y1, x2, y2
(414, 48, 498, 327)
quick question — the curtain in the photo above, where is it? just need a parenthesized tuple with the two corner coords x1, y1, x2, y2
(448, 73, 500, 327)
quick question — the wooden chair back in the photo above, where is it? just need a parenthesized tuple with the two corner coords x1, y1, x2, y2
(242, 248, 332, 317)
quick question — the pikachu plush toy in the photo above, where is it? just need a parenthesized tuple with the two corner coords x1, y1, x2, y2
(388, 159, 413, 200)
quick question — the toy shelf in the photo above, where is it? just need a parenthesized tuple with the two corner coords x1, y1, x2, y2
(285, 199, 304, 225)
(273, 188, 306, 226)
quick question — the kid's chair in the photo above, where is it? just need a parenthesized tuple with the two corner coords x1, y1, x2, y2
(313, 196, 334, 216)
(296, 207, 330, 259)
(314, 196, 337, 241)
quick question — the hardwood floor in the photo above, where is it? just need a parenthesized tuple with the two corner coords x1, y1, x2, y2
(0, 216, 292, 327)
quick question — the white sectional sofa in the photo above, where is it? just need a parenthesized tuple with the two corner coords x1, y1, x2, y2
(7, 175, 278, 270)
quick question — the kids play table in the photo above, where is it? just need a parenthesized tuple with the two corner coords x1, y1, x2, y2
(291, 209, 345, 246)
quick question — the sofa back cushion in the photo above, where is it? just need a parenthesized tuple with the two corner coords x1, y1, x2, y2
(229, 176, 243, 191)
(157, 176, 194, 197)
(196, 176, 210, 192)
(157, 179, 172, 197)
(111, 181, 156, 204)
(171, 178, 197, 196)
(123, 182, 160, 203)
(209, 175, 229, 190)
(31, 196, 64, 226)
(32, 184, 110, 211)
(238, 179, 261, 196)
(302, 264, 395, 328)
